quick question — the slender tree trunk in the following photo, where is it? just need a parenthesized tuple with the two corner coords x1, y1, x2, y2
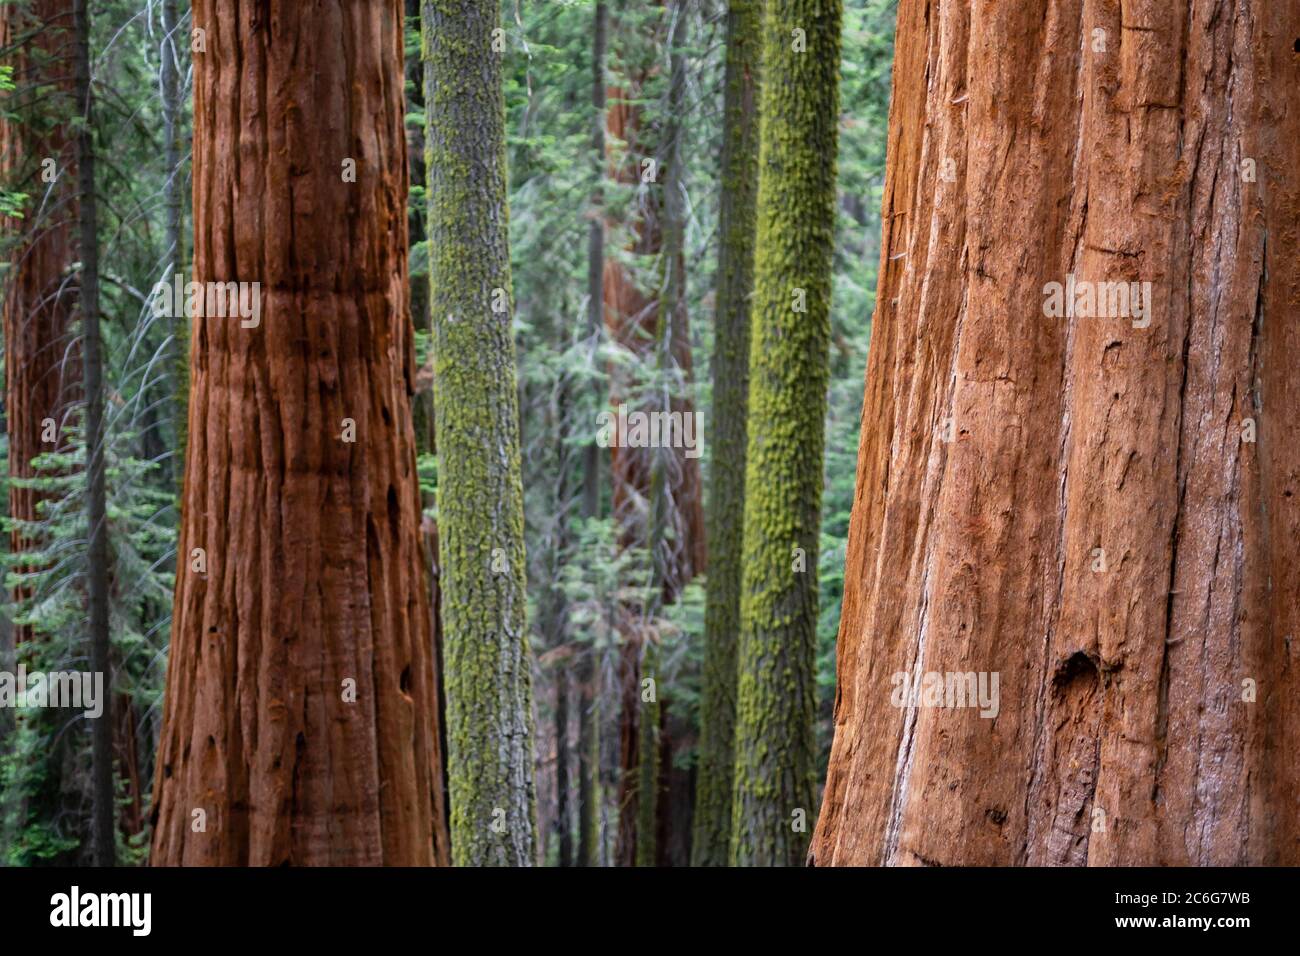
(554, 663, 572, 866)
(1, 0, 79, 644)
(632, 0, 691, 869)
(406, 0, 434, 458)
(608, 0, 705, 868)
(161, 0, 184, 490)
(730, 0, 841, 867)
(577, 656, 601, 865)
(576, 0, 609, 871)
(423, 517, 452, 846)
(614, 636, 640, 865)
(812, 0, 1300, 868)
(582, 0, 608, 522)
(633, 639, 660, 866)
(72, 0, 115, 868)
(150, 0, 447, 866)
(424, 0, 537, 867)
(691, 0, 761, 867)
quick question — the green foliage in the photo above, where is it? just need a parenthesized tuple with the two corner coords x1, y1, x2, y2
(0, 0, 190, 864)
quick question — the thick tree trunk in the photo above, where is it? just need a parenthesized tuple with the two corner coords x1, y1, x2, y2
(1, 0, 79, 641)
(691, 0, 761, 868)
(730, 0, 841, 867)
(151, 0, 447, 866)
(812, 0, 1300, 867)
(424, 0, 537, 867)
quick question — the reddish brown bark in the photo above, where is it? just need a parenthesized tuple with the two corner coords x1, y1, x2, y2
(150, 0, 447, 866)
(1, 0, 78, 638)
(812, 0, 1300, 866)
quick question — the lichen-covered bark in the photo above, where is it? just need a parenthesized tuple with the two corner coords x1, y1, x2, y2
(812, 0, 1300, 867)
(691, 0, 762, 868)
(1, 0, 79, 637)
(151, 0, 447, 866)
(423, 0, 537, 867)
(730, 0, 842, 868)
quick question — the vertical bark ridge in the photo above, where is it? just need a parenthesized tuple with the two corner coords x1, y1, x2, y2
(151, 0, 447, 867)
(812, 0, 1300, 867)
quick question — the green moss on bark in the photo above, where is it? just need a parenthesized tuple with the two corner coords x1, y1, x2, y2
(730, 0, 841, 867)
(692, 0, 763, 868)
(423, 0, 537, 867)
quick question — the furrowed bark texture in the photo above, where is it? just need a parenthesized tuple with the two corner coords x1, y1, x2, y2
(731, 0, 842, 867)
(2, 0, 79, 637)
(811, 0, 1300, 867)
(424, 0, 538, 867)
(151, 0, 448, 866)
(692, 0, 762, 867)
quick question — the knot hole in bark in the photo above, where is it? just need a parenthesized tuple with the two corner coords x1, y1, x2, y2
(1042, 650, 1102, 866)
(1052, 650, 1100, 690)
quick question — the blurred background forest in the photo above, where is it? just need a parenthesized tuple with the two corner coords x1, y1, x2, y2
(0, 0, 893, 866)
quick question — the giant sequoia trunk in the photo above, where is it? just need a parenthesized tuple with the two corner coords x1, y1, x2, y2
(424, 0, 537, 867)
(150, 0, 448, 866)
(1, 0, 78, 636)
(812, 0, 1300, 867)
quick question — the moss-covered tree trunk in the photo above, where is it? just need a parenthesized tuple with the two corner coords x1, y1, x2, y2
(691, 0, 761, 868)
(151, 0, 448, 866)
(730, 0, 841, 867)
(1, 0, 79, 643)
(812, 0, 1300, 867)
(423, 0, 537, 867)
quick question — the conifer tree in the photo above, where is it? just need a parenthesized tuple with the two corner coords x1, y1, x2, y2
(731, 0, 842, 867)
(424, 0, 538, 866)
